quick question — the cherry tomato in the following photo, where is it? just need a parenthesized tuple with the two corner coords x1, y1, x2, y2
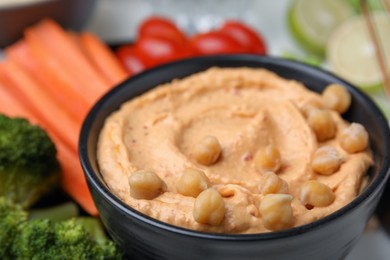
(116, 45, 146, 76)
(219, 20, 267, 54)
(138, 16, 187, 45)
(134, 36, 192, 67)
(189, 32, 247, 55)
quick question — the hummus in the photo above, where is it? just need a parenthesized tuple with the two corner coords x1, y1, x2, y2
(97, 68, 372, 234)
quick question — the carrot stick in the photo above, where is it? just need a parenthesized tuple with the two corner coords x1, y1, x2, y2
(0, 20, 102, 216)
(0, 79, 36, 121)
(67, 30, 81, 48)
(57, 139, 98, 216)
(29, 19, 110, 102)
(0, 59, 79, 152)
(0, 78, 97, 215)
(4, 41, 34, 71)
(1, 72, 97, 215)
(79, 32, 129, 86)
(24, 30, 97, 108)
(6, 40, 91, 122)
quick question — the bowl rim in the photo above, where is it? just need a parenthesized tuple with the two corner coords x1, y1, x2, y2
(79, 54, 390, 240)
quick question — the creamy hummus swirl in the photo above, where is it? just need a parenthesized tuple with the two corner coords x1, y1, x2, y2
(97, 68, 372, 234)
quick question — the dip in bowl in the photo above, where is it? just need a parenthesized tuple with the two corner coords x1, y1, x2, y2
(79, 55, 390, 260)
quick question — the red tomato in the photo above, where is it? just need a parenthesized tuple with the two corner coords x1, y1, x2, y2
(189, 32, 247, 55)
(138, 16, 187, 45)
(219, 20, 267, 54)
(116, 45, 146, 76)
(135, 36, 192, 67)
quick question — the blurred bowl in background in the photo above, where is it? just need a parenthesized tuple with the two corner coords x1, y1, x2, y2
(0, 0, 97, 47)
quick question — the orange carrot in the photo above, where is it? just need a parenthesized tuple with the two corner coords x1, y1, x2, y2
(0, 78, 98, 215)
(67, 30, 81, 48)
(0, 20, 112, 216)
(0, 79, 36, 121)
(6, 40, 91, 122)
(0, 59, 79, 152)
(1, 74, 97, 215)
(24, 30, 97, 108)
(57, 139, 98, 216)
(28, 19, 110, 103)
(79, 32, 129, 86)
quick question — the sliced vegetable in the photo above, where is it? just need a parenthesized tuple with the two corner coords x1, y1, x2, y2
(56, 138, 98, 216)
(5, 40, 90, 122)
(79, 32, 129, 86)
(135, 36, 192, 67)
(219, 20, 267, 54)
(29, 19, 110, 102)
(0, 80, 36, 120)
(189, 31, 247, 55)
(327, 12, 390, 91)
(24, 29, 96, 108)
(0, 60, 79, 152)
(0, 19, 118, 216)
(346, 0, 385, 13)
(116, 16, 268, 74)
(288, 0, 354, 56)
(116, 45, 147, 76)
(139, 16, 187, 45)
(0, 77, 98, 216)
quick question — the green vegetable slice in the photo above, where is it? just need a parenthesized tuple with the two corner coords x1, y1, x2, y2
(288, 0, 354, 56)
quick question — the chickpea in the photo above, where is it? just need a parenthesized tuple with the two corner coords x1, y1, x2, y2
(322, 84, 351, 114)
(129, 170, 166, 200)
(339, 123, 369, 153)
(192, 136, 222, 166)
(177, 168, 210, 198)
(254, 145, 281, 173)
(300, 180, 335, 207)
(307, 108, 336, 142)
(258, 171, 288, 195)
(301, 99, 324, 118)
(312, 146, 344, 175)
(193, 188, 225, 226)
(260, 194, 293, 231)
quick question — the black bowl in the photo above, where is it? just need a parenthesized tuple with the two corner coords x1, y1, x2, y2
(79, 55, 390, 260)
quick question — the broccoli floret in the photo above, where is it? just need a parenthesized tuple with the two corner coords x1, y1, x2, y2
(12, 219, 122, 260)
(74, 217, 108, 245)
(0, 114, 60, 208)
(0, 197, 28, 258)
(12, 219, 56, 259)
(0, 198, 123, 260)
(55, 219, 121, 260)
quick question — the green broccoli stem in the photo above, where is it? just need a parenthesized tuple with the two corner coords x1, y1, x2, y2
(74, 217, 109, 244)
(29, 202, 109, 244)
(0, 198, 123, 259)
(29, 202, 79, 222)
